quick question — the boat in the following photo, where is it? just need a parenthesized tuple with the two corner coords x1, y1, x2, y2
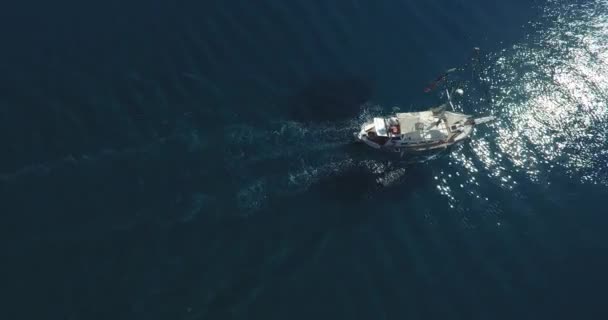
(355, 89, 495, 155)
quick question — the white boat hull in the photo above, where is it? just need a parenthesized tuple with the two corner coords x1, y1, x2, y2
(355, 109, 493, 155)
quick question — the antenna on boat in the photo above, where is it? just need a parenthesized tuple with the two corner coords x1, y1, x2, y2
(445, 88, 455, 111)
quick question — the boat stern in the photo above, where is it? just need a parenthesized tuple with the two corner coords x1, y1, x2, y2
(356, 122, 375, 140)
(355, 119, 387, 149)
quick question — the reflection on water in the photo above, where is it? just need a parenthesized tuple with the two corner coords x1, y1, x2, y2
(435, 0, 608, 210)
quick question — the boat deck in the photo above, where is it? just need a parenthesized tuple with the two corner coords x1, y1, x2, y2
(395, 111, 450, 142)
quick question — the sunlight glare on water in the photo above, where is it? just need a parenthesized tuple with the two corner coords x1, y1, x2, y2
(488, 0, 608, 185)
(439, 0, 608, 210)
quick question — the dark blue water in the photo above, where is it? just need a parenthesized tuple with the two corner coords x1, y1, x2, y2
(2, 0, 608, 319)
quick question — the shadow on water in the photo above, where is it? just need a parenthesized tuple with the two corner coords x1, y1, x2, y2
(284, 75, 373, 122)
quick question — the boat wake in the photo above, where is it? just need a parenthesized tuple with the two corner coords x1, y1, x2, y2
(1, 99, 451, 226)
(223, 105, 440, 215)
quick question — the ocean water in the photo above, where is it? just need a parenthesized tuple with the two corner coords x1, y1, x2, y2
(2, 0, 608, 319)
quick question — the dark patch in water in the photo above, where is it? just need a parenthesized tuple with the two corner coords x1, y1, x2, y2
(314, 167, 378, 204)
(286, 75, 373, 122)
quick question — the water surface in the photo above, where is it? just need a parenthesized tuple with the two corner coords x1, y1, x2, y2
(2, 0, 608, 319)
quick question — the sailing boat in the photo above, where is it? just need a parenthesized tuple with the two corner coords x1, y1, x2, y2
(355, 89, 494, 154)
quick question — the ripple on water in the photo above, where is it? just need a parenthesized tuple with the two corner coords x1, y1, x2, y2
(479, 1, 608, 186)
(433, 0, 608, 213)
